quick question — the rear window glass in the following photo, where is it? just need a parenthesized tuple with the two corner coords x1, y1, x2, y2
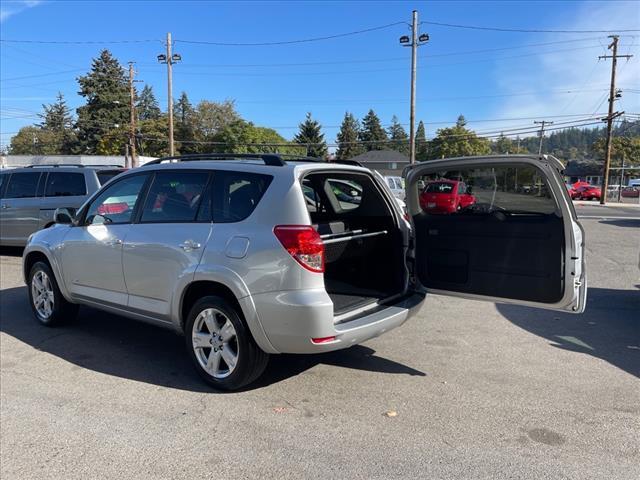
(45, 172, 86, 197)
(424, 182, 455, 193)
(5, 172, 40, 198)
(97, 170, 125, 185)
(140, 171, 210, 223)
(211, 171, 272, 223)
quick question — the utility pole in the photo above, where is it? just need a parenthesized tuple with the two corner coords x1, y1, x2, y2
(598, 35, 632, 205)
(399, 11, 429, 164)
(157, 33, 181, 156)
(127, 62, 140, 168)
(534, 120, 553, 155)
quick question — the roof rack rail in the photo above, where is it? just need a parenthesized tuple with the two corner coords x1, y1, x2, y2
(145, 153, 286, 167)
(333, 159, 364, 167)
(24, 164, 85, 168)
(86, 164, 126, 168)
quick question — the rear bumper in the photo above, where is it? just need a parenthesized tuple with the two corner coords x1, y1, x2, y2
(251, 289, 425, 354)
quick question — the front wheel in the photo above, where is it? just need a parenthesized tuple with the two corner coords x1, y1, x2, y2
(185, 296, 269, 390)
(27, 261, 78, 326)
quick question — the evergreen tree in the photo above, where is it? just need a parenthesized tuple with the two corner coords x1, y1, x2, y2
(359, 109, 387, 151)
(174, 92, 198, 153)
(75, 50, 130, 154)
(336, 112, 362, 160)
(387, 115, 408, 154)
(494, 133, 513, 154)
(415, 120, 428, 161)
(38, 92, 77, 153)
(137, 85, 161, 121)
(294, 112, 328, 158)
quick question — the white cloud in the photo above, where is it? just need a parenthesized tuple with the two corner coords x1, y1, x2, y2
(491, 1, 639, 136)
(0, 0, 42, 23)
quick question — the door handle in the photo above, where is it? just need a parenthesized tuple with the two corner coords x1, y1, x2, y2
(179, 240, 201, 251)
(105, 238, 123, 246)
(1, 204, 9, 209)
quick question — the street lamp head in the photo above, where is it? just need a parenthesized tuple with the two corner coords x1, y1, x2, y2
(399, 35, 410, 44)
(418, 33, 429, 43)
(171, 53, 182, 62)
(157, 54, 167, 63)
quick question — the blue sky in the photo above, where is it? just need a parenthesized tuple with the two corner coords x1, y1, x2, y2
(1, 0, 639, 150)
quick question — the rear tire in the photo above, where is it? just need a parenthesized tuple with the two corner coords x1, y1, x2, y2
(27, 261, 78, 326)
(185, 295, 269, 390)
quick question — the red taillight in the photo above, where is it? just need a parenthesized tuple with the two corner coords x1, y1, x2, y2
(311, 336, 336, 344)
(274, 225, 324, 273)
(97, 202, 128, 215)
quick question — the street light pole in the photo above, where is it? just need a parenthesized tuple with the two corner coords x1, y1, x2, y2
(158, 33, 181, 156)
(400, 11, 428, 164)
(409, 10, 418, 165)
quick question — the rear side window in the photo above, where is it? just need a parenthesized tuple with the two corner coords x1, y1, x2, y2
(97, 170, 125, 185)
(45, 172, 86, 197)
(211, 171, 273, 223)
(140, 171, 210, 223)
(4, 172, 40, 198)
(327, 178, 362, 211)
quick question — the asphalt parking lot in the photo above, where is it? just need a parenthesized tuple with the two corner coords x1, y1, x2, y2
(1, 209, 638, 479)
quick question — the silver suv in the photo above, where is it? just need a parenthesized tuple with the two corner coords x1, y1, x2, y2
(22, 154, 587, 390)
(0, 164, 126, 246)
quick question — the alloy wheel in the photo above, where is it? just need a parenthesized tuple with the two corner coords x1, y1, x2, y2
(191, 308, 239, 379)
(31, 270, 54, 319)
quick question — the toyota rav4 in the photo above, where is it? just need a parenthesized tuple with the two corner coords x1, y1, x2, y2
(22, 154, 587, 390)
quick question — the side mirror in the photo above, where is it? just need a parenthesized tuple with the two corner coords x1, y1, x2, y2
(54, 208, 74, 224)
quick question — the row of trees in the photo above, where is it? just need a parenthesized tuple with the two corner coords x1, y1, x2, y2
(7, 49, 639, 169)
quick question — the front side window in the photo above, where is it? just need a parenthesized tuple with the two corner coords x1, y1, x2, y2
(85, 174, 148, 225)
(4, 172, 41, 199)
(140, 171, 209, 223)
(45, 172, 87, 197)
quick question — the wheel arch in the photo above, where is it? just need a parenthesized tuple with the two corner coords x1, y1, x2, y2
(178, 279, 277, 354)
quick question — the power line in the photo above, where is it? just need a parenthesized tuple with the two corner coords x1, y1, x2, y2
(421, 20, 640, 34)
(173, 21, 407, 46)
(0, 38, 161, 45)
(138, 36, 605, 68)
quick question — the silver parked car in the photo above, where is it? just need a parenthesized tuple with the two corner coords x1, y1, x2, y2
(0, 165, 126, 246)
(22, 154, 587, 390)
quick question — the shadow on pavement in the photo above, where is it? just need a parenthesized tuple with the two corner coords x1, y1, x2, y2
(497, 287, 640, 378)
(0, 286, 424, 393)
(598, 219, 640, 228)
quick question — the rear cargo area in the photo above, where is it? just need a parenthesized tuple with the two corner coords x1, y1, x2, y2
(303, 171, 406, 316)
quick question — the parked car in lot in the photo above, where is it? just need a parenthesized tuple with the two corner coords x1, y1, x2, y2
(620, 186, 639, 198)
(419, 179, 476, 213)
(573, 185, 601, 201)
(0, 165, 126, 246)
(22, 154, 587, 390)
(383, 175, 405, 201)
